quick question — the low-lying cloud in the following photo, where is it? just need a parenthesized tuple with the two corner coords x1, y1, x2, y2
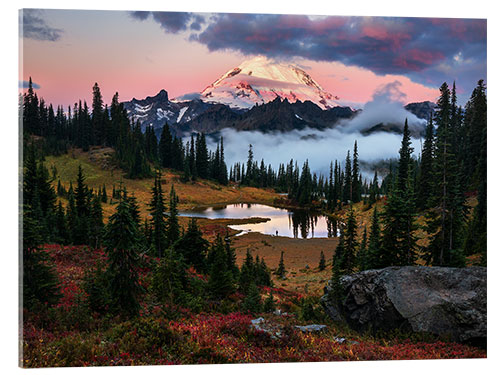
(205, 81, 425, 179)
(339, 81, 426, 134)
(215, 127, 422, 180)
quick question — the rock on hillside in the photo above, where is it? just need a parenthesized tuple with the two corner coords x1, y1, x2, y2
(321, 266, 486, 346)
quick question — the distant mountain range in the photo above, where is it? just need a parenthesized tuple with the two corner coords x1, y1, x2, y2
(123, 57, 436, 136)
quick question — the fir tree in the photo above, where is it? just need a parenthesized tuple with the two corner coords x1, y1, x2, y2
(319, 250, 326, 271)
(263, 289, 276, 312)
(425, 82, 466, 267)
(242, 282, 262, 314)
(276, 251, 286, 279)
(173, 218, 209, 272)
(417, 115, 435, 210)
(104, 198, 143, 316)
(352, 141, 361, 203)
(208, 236, 234, 299)
(166, 185, 180, 248)
(148, 170, 167, 257)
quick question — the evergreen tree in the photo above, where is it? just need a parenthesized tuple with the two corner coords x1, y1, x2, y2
(343, 151, 352, 203)
(365, 207, 382, 269)
(148, 170, 167, 257)
(208, 236, 234, 299)
(263, 289, 276, 312)
(239, 249, 255, 293)
(166, 185, 180, 248)
(357, 227, 368, 271)
(89, 195, 104, 248)
(173, 218, 209, 272)
(241, 282, 262, 314)
(378, 122, 418, 267)
(417, 115, 435, 210)
(159, 123, 173, 168)
(425, 82, 466, 267)
(352, 141, 361, 203)
(104, 198, 143, 316)
(342, 207, 358, 274)
(276, 251, 286, 279)
(318, 250, 326, 271)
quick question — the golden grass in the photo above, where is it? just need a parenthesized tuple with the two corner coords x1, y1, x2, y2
(45, 147, 280, 221)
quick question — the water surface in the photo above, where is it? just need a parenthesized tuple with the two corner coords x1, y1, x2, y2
(179, 203, 339, 239)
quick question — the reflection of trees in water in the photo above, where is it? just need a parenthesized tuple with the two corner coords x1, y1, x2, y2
(289, 210, 324, 239)
(327, 217, 338, 238)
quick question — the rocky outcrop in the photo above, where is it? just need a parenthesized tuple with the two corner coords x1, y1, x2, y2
(321, 266, 486, 346)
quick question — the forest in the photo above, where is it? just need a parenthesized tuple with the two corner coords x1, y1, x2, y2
(20, 77, 487, 366)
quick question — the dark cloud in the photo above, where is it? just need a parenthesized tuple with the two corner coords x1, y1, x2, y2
(191, 14, 485, 77)
(129, 11, 150, 21)
(21, 9, 63, 42)
(134, 12, 486, 94)
(19, 80, 40, 89)
(129, 11, 205, 34)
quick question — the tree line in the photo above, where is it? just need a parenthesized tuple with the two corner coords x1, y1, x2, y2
(22, 149, 272, 315)
(331, 80, 487, 295)
(21, 79, 228, 184)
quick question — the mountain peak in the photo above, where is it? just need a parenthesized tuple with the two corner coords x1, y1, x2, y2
(200, 56, 339, 110)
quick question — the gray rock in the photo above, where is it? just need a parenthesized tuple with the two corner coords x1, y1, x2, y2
(321, 266, 486, 346)
(295, 324, 327, 333)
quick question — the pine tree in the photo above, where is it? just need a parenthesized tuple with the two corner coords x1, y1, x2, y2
(425, 82, 466, 267)
(239, 249, 255, 293)
(417, 115, 435, 210)
(89, 195, 104, 248)
(343, 150, 352, 203)
(276, 251, 286, 279)
(104, 198, 143, 316)
(352, 141, 361, 203)
(208, 236, 234, 299)
(242, 282, 262, 313)
(357, 227, 368, 271)
(166, 185, 180, 248)
(318, 250, 326, 271)
(342, 207, 358, 274)
(23, 209, 61, 310)
(365, 207, 382, 269)
(173, 218, 209, 272)
(263, 289, 276, 312)
(148, 170, 167, 257)
(378, 121, 418, 267)
(159, 123, 173, 169)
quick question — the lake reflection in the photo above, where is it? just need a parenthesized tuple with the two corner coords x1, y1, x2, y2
(179, 203, 339, 239)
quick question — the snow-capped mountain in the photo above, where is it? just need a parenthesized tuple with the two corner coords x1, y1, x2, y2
(123, 89, 215, 132)
(200, 56, 340, 110)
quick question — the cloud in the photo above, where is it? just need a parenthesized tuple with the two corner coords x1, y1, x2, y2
(19, 80, 41, 89)
(129, 11, 205, 34)
(338, 81, 426, 134)
(191, 14, 485, 77)
(210, 126, 419, 181)
(202, 84, 424, 179)
(140, 12, 485, 90)
(21, 9, 63, 41)
(174, 92, 201, 101)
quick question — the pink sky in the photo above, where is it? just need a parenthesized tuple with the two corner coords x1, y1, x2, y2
(20, 10, 440, 109)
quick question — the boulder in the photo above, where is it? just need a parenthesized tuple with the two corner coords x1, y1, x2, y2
(321, 266, 486, 346)
(295, 324, 327, 333)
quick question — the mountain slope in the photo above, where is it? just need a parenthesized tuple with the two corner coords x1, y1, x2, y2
(200, 56, 340, 110)
(123, 90, 216, 131)
(172, 97, 356, 135)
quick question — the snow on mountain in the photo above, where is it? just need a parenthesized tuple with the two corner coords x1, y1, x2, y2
(123, 89, 216, 133)
(200, 56, 340, 110)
